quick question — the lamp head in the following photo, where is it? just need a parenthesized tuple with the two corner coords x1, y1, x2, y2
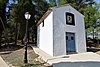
(25, 12, 31, 20)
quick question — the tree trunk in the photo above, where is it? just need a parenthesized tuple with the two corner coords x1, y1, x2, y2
(15, 22, 18, 45)
(0, 32, 2, 48)
(21, 37, 24, 44)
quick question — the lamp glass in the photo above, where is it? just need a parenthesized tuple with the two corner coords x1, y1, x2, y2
(25, 12, 31, 20)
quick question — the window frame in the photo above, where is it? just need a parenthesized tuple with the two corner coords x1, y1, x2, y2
(66, 12, 75, 25)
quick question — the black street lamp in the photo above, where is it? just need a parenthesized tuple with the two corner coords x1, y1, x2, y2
(24, 12, 31, 63)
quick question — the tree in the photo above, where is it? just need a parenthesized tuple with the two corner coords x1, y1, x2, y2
(49, 0, 96, 14)
(84, 3, 100, 39)
(34, 0, 50, 22)
(7, 0, 50, 44)
(0, 0, 8, 47)
(9, 0, 35, 44)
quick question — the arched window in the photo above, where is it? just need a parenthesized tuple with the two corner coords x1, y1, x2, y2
(66, 12, 75, 25)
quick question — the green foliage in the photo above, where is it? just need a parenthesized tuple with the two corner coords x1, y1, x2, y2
(84, 3, 100, 36)
(0, 0, 8, 31)
(7, 0, 49, 43)
(0, 0, 9, 46)
(9, 0, 35, 39)
(49, 0, 91, 14)
(34, 0, 50, 22)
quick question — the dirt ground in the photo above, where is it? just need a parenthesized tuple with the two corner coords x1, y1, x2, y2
(0, 45, 100, 67)
(96, 51, 100, 55)
(0, 45, 48, 67)
(87, 47, 100, 55)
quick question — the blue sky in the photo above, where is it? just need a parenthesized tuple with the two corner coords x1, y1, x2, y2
(95, 0, 100, 3)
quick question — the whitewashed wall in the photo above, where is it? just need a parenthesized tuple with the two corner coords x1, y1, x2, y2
(53, 5, 86, 56)
(37, 12, 54, 56)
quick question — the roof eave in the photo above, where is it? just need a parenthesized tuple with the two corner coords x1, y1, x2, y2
(36, 9, 52, 27)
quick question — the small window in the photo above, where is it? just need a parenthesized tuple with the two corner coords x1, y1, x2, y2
(42, 20, 44, 27)
(71, 36, 74, 40)
(66, 12, 75, 25)
(66, 36, 68, 40)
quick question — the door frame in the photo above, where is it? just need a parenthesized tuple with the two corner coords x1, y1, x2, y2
(66, 32, 76, 54)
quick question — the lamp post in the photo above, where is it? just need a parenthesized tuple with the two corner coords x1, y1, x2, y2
(24, 12, 31, 63)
